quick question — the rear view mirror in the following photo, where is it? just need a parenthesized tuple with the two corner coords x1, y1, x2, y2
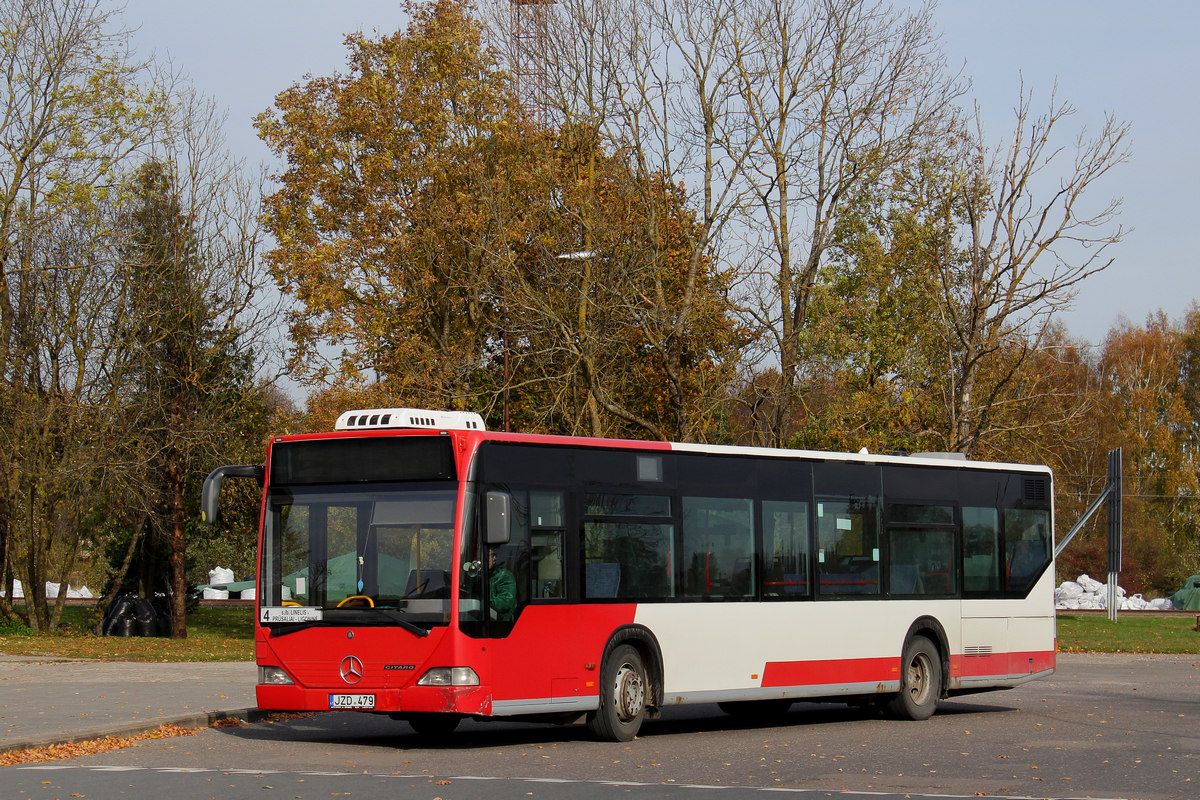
(201, 464, 264, 525)
(485, 491, 512, 545)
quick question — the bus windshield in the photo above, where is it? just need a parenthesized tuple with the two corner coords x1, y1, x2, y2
(261, 483, 458, 629)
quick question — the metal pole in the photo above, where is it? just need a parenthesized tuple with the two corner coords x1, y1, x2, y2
(1107, 448, 1123, 622)
(1055, 486, 1110, 559)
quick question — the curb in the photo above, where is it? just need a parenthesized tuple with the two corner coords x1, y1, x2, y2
(0, 707, 269, 756)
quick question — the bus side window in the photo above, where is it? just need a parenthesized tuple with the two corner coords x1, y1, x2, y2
(532, 531, 563, 598)
(487, 488, 533, 631)
(816, 498, 881, 595)
(813, 464, 882, 597)
(681, 497, 754, 599)
(584, 521, 674, 599)
(761, 501, 810, 598)
(963, 507, 1001, 593)
(529, 491, 564, 599)
(584, 493, 675, 600)
(1004, 509, 1051, 593)
(885, 504, 955, 596)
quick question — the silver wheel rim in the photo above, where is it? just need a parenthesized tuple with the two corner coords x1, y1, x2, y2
(613, 662, 645, 723)
(906, 651, 933, 705)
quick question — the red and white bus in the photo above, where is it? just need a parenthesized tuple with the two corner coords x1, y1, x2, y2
(202, 408, 1056, 741)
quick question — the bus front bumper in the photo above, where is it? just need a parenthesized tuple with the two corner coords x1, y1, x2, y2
(257, 683, 493, 716)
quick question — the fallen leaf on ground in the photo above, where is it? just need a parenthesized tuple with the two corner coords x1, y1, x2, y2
(0, 723, 198, 766)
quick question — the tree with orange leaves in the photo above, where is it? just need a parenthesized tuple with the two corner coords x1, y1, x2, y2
(260, 0, 740, 441)
(258, 0, 522, 408)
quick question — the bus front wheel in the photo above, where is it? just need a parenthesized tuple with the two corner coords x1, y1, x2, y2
(587, 644, 647, 741)
(885, 636, 941, 721)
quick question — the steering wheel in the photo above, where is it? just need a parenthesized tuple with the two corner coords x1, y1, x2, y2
(337, 595, 375, 608)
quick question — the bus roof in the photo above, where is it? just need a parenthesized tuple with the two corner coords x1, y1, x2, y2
(317, 408, 1049, 476)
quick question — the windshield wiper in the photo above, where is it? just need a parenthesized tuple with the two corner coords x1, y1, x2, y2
(266, 620, 327, 637)
(375, 609, 430, 637)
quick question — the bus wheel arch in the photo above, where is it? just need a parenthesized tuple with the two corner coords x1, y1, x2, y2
(884, 618, 949, 721)
(903, 616, 950, 697)
(586, 625, 664, 741)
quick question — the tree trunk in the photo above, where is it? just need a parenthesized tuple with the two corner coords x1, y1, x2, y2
(48, 510, 83, 632)
(166, 458, 188, 640)
(0, 491, 17, 623)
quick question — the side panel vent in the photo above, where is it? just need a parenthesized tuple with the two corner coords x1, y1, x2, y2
(1023, 477, 1049, 505)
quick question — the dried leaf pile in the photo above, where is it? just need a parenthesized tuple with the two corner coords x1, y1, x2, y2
(0, 723, 198, 766)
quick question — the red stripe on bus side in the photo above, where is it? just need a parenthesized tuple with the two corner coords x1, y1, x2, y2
(951, 649, 1056, 677)
(764, 650, 1056, 688)
(951, 652, 1009, 676)
(1031, 649, 1056, 673)
(761, 657, 898, 687)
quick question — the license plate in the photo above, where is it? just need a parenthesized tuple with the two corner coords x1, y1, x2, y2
(329, 693, 375, 710)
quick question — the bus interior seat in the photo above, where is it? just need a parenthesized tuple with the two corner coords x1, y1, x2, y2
(889, 564, 920, 594)
(1007, 539, 1046, 582)
(585, 562, 620, 598)
(782, 573, 807, 594)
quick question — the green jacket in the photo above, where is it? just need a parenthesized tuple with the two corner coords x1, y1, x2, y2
(490, 566, 517, 621)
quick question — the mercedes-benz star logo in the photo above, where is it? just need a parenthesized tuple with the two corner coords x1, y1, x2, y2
(339, 655, 364, 685)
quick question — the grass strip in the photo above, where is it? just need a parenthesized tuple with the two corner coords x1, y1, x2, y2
(1056, 612, 1200, 654)
(0, 606, 254, 662)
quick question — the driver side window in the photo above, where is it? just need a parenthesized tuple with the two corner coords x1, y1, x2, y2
(461, 488, 566, 638)
(529, 492, 565, 599)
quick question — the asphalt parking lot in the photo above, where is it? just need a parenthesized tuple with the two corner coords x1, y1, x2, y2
(3, 651, 1197, 799)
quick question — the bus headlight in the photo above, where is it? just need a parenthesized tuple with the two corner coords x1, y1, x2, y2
(417, 667, 480, 687)
(258, 665, 295, 685)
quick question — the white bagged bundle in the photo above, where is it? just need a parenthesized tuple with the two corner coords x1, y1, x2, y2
(1055, 574, 1176, 611)
(208, 566, 235, 585)
(1054, 587, 1077, 608)
(1124, 593, 1152, 610)
(1058, 581, 1084, 600)
(240, 587, 257, 600)
(202, 587, 229, 600)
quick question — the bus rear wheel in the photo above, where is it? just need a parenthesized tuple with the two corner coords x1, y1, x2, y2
(586, 644, 647, 741)
(885, 636, 941, 721)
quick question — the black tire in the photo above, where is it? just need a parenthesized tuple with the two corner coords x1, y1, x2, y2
(885, 636, 941, 721)
(406, 713, 461, 737)
(717, 699, 793, 718)
(586, 644, 648, 741)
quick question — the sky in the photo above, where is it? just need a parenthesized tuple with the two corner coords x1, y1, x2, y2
(120, 0, 1198, 350)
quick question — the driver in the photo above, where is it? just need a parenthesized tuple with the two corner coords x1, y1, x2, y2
(490, 549, 517, 621)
